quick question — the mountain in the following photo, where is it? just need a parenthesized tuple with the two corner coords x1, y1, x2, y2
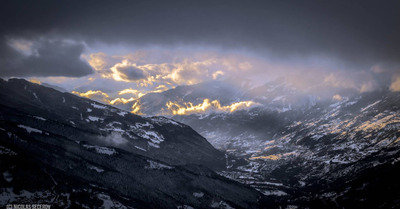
(0, 78, 225, 169)
(0, 79, 261, 208)
(133, 79, 400, 208)
(243, 90, 400, 208)
(6, 78, 399, 208)
(134, 79, 316, 151)
(135, 80, 250, 115)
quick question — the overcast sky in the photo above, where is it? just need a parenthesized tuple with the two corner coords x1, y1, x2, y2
(1, 0, 400, 105)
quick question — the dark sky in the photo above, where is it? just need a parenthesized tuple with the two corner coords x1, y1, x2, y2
(0, 0, 399, 93)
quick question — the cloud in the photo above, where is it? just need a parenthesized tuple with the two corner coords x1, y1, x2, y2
(81, 49, 400, 100)
(166, 99, 260, 115)
(1, 1, 400, 69)
(332, 94, 342, 101)
(72, 90, 109, 102)
(85, 51, 264, 89)
(109, 97, 136, 105)
(390, 75, 400, 92)
(108, 60, 150, 82)
(322, 71, 382, 93)
(118, 88, 140, 96)
(0, 38, 93, 77)
(83, 52, 117, 73)
(116, 65, 147, 81)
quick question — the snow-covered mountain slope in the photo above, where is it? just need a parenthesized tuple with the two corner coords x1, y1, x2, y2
(172, 107, 290, 151)
(0, 78, 261, 208)
(218, 90, 400, 208)
(133, 79, 400, 208)
(0, 78, 225, 169)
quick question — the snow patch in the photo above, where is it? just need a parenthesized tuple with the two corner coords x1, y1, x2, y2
(17, 125, 42, 134)
(3, 171, 13, 182)
(210, 200, 234, 209)
(177, 205, 194, 209)
(134, 146, 147, 151)
(151, 116, 183, 127)
(88, 165, 104, 173)
(33, 116, 46, 121)
(261, 190, 287, 196)
(91, 103, 107, 109)
(272, 96, 285, 102)
(0, 188, 52, 206)
(193, 192, 204, 198)
(148, 142, 160, 148)
(97, 193, 127, 209)
(361, 100, 381, 112)
(87, 116, 101, 122)
(117, 111, 128, 117)
(146, 160, 173, 170)
(83, 145, 117, 155)
(0, 146, 17, 155)
(131, 122, 165, 147)
(33, 92, 38, 99)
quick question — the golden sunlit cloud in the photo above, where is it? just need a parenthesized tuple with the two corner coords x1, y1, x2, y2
(73, 89, 143, 114)
(332, 94, 342, 101)
(73, 90, 142, 114)
(390, 75, 400, 92)
(131, 101, 141, 114)
(118, 87, 167, 100)
(84, 51, 253, 89)
(72, 90, 109, 98)
(166, 99, 259, 115)
(83, 52, 115, 73)
(109, 97, 136, 105)
(118, 88, 139, 95)
(110, 60, 136, 82)
(29, 79, 42, 85)
(72, 90, 110, 103)
(155, 84, 168, 90)
(212, 70, 224, 80)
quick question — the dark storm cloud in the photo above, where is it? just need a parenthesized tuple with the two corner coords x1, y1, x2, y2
(116, 65, 147, 81)
(0, 0, 399, 73)
(0, 38, 93, 77)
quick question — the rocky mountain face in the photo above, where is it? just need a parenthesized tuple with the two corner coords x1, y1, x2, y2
(134, 79, 400, 208)
(0, 79, 261, 208)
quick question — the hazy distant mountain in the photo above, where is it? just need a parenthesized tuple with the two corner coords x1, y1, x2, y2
(0, 79, 260, 208)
